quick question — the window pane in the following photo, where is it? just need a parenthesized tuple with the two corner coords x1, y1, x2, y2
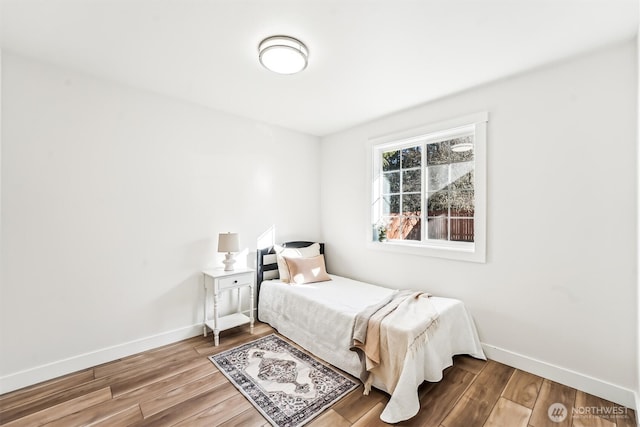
(383, 171, 400, 193)
(382, 150, 400, 171)
(427, 165, 449, 192)
(427, 140, 450, 165)
(402, 194, 421, 214)
(450, 190, 474, 216)
(450, 136, 474, 163)
(383, 195, 400, 214)
(451, 218, 474, 242)
(402, 146, 421, 168)
(401, 216, 421, 241)
(427, 191, 448, 216)
(428, 216, 448, 240)
(385, 215, 401, 239)
(450, 162, 474, 190)
(402, 169, 421, 192)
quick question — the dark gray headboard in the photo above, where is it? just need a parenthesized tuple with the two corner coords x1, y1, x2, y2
(256, 241, 325, 288)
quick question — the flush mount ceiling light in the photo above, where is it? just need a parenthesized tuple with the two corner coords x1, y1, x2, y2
(258, 35, 308, 75)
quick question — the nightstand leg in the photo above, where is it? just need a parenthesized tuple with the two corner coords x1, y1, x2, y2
(250, 282, 255, 334)
(213, 290, 219, 346)
(203, 274, 208, 337)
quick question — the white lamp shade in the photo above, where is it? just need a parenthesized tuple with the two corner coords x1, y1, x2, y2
(218, 233, 240, 253)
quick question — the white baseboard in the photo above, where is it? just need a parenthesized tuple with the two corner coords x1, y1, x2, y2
(482, 343, 637, 410)
(0, 324, 203, 395)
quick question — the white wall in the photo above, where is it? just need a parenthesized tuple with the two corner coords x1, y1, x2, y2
(0, 52, 320, 392)
(320, 41, 638, 407)
(636, 30, 640, 415)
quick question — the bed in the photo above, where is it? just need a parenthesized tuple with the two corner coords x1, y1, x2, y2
(256, 241, 485, 423)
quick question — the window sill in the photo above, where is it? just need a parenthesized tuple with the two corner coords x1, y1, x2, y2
(366, 239, 486, 263)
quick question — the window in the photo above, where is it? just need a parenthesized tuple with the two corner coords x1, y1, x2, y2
(368, 113, 487, 262)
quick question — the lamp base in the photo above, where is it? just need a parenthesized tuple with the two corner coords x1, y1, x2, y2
(222, 253, 236, 271)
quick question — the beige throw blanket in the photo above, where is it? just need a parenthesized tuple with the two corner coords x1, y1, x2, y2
(351, 290, 439, 394)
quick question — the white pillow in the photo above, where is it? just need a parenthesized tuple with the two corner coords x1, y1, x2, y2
(274, 243, 321, 283)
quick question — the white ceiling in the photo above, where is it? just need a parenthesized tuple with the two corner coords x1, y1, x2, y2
(1, 0, 638, 136)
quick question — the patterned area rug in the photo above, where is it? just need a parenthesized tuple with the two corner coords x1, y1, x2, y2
(209, 334, 358, 427)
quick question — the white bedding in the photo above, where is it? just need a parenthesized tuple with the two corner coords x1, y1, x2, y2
(257, 274, 485, 423)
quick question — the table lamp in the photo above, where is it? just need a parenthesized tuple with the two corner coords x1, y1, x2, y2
(218, 232, 240, 271)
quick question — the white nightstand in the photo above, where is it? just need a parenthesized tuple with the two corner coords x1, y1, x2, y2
(202, 267, 255, 346)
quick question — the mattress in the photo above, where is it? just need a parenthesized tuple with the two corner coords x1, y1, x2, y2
(257, 274, 485, 422)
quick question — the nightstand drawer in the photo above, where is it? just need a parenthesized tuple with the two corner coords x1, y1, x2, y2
(217, 273, 252, 290)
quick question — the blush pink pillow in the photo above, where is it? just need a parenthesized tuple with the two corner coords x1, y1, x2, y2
(283, 255, 331, 284)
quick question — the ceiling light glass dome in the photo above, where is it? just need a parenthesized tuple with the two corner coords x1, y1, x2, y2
(258, 36, 308, 75)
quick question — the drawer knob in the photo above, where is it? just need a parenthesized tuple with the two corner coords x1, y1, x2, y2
(233, 280, 238, 284)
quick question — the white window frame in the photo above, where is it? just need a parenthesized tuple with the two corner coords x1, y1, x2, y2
(366, 112, 488, 263)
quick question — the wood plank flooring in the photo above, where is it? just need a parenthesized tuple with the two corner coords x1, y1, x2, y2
(1, 322, 636, 427)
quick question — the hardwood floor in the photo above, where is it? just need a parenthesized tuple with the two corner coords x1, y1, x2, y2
(1, 323, 636, 427)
